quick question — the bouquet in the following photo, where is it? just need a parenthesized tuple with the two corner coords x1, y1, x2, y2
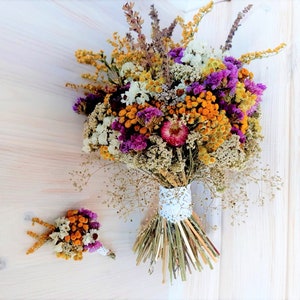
(67, 1, 285, 282)
(26, 208, 115, 260)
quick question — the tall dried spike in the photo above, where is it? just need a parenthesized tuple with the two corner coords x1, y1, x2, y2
(221, 4, 253, 52)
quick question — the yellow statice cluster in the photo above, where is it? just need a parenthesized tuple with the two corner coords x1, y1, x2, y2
(239, 42, 286, 64)
(177, 0, 214, 47)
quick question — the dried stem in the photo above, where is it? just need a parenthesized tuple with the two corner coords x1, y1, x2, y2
(133, 212, 219, 282)
(221, 4, 253, 52)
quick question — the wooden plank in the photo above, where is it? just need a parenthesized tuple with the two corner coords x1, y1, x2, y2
(287, 0, 300, 299)
(217, 1, 291, 299)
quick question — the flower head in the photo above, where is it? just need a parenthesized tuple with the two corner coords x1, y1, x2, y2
(137, 107, 163, 125)
(73, 93, 105, 115)
(84, 240, 102, 253)
(231, 126, 246, 143)
(78, 208, 98, 221)
(168, 47, 184, 64)
(160, 120, 189, 147)
(119, 134, 148, 153)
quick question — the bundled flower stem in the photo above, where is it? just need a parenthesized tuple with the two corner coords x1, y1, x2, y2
(26, 209, 115, 260)
(134, 211, 219, 283)
(68, 1, 285, 281)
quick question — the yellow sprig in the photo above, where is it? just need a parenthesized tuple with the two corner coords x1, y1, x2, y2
(177, 0, 214, 47)
(239, 43, 286, 64)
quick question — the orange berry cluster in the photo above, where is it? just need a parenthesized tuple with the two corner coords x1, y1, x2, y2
(164, 91, 220, 125)
(65, 210, 89, 248)
(117, 104, 150, 136)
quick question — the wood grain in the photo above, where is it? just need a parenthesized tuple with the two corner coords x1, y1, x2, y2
(0, 0, 298, 299)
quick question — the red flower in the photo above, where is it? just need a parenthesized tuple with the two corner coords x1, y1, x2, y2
(160, 120, 188, 147)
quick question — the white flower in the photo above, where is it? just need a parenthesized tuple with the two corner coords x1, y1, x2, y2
(98, 132, 107, 145)
(107, 131, 120, 155)
(54, 217, 70, 228)
(90, 132, 99, 145)
(49, 232, 60, 244)
(181, 41, 222, 70)
(120, 62, 136, 77)
(54, 242, 64, 253)
(122, 81, 150, 105)
(82, 138, 91, 153)
(102, 116, 113, 127)
(95, 117, 113, 145)
(82, 229, 101, 245)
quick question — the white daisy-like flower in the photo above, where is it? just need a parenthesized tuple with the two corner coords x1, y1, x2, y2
(54, 217, 70, 228)
(49, 232, 60, 244)
(122, 81, 150, 105)
(82, 229, 101, 246)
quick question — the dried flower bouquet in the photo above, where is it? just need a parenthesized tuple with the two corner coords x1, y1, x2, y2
(67, 1, 285, 282)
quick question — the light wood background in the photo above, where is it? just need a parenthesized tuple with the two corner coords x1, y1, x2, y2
(0, 0, 299, 299)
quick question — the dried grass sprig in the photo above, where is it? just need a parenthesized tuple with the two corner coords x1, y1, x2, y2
(221, 4, 253, 52)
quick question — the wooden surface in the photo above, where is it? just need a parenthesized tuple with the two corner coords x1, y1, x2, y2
(0, 0, 299, 299)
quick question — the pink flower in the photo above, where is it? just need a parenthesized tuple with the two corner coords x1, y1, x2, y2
(160, 120, 188, 147)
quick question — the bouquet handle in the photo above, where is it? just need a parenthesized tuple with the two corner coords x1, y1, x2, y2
(133, 185, 219, 283)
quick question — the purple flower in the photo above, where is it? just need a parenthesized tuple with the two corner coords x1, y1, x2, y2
(89, 221, 101, 230)
(244, 80, 266, 116)
(244, 80, 266, 96)
(84, 241, 102, 253)
(111, 120, 126, 141)
(204, 70, 230, 90)
(231, 126, 246, 143)
(111, 120, 123, 131)
(73, 93, 105, 115)
(186, 82, 205, 96)
(218, 101, 244, 121)
(78, 208, 98, 220)
(137, 107, 163, 124)
(119, 134, 148, 153)
(130, 134, 147, 151)
(168, 47, 184, 64)
(119, 140, 131, 153)
(224, 56, 243, 69)
(223, 58, 240, 94)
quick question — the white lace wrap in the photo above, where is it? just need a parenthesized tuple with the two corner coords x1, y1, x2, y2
(96, 246, 109, 256)
(159, 185, 192, 223)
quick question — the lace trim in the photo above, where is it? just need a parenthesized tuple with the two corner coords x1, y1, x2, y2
(158, 185, 192, 223)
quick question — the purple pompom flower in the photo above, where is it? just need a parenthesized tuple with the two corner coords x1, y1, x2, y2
(137, 107, 163, 125)
(168, 47, 184, 64)
(84, 241, 102, 253)
(78, 208, 98, 221)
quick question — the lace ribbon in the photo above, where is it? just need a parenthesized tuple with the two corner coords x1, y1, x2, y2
(96, 246, 109, 256)
(158, 185, 192, 223)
